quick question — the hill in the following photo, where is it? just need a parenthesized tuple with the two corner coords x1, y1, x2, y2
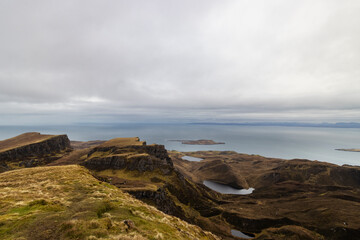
(0, 165, 219, 240)
(78, 137, 233, 239)
(170, 151, 360, 239)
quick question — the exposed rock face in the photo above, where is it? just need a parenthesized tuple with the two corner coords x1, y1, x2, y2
(83, 144, 173, 173)
(0, 134, 70, 161)
(0, 133, 71, 171)
(127, 187, 185, 218)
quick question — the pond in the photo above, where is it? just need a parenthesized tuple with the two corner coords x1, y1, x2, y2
(231, 229, 254, 239)
(203, 180, 254, 195)
(182, 155, 203, 162)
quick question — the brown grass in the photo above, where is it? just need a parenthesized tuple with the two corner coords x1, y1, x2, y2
(0, 165, 220, 240)
(99, 137, 145, 148)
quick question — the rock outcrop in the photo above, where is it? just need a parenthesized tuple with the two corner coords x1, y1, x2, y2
(82, 138, 173, 173)
(0, 132, 71, 171)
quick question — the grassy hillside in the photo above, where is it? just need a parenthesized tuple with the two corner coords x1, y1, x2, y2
(0, 165, 219, 240)
(98, 137, 145, 148)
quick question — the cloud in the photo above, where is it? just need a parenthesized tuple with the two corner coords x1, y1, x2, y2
(0, 0, 359, 124)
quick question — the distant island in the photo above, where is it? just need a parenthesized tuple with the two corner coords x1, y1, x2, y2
(336, 148, 360, 152)
(189, 121, 360, 128)
(169, 139, 225, 145)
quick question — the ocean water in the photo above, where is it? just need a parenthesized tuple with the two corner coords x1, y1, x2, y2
(0, 123, 359, 166)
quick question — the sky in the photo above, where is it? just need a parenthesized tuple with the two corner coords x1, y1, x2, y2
(1, 0, 360, 125)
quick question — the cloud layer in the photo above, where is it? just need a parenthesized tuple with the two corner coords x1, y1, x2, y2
(1, 0, 360, 124)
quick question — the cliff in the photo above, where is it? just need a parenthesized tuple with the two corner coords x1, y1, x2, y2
(82, 137, 173, 172)
(0, 132, 71, 171)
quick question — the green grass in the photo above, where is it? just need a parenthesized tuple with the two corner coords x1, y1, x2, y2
(0, 165, 219, 240)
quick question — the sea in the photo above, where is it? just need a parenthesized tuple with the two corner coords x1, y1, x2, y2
(0, 123, 359, 166)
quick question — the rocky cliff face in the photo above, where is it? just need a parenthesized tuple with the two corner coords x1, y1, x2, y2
(0, 134, 70, 161)
(127, 186, 185, 217)
(83, 144, 173, 173)
(0, 133, 71, 171)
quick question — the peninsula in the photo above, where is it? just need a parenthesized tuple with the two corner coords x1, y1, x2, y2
(335, 148, 360, 152)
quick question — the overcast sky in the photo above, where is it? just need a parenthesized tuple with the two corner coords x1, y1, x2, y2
(1, 0, 360, 124)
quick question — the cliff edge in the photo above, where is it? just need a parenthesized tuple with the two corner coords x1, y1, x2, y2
(0, 132, 71, 171)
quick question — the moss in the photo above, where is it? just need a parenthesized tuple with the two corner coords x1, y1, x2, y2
(8, 199, 62, 216)
(87, 150, 113, 159)
(97, 168, 173, 183)
(96, 201, 114, 218)
(28, 199, 47, 206)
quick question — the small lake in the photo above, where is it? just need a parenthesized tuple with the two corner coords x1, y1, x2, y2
(182, 156, 203, 162)
(203, 180, 255, 195)
(231, 229, 254, 239)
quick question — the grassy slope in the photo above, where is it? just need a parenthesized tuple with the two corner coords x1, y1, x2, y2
(94, 169, 231, 238)
(98, 137, 145, 147)
(0, 165, 219, 240)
